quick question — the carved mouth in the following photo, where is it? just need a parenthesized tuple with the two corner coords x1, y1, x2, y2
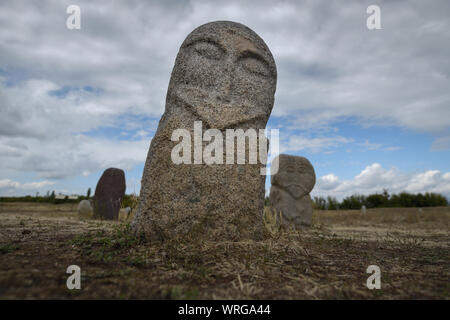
(172, 85, 266, 129)
(285, 183, 303, 188)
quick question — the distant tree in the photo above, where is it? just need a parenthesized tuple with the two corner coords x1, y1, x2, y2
(326, 196, 339, 210)
(313, 196, 327, 210)
(86, 188, 91, 199)
(366, 192, 389, 208)
(340, 194, 365, 210)
(49, 191, 56, 204)
(424, 192, 448, 207)
(398, 192, 415, 207)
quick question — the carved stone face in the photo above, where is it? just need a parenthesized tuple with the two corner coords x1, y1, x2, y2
(167, 21, 277, 129)
(271, 154, 316, 199)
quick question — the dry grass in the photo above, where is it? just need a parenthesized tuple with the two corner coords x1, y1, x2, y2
(0, 202, 449, 299)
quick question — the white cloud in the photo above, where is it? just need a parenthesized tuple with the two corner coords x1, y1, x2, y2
(1, 0, 449, 136)
(281, 134, 353, 153)
(431, 136, 450, 151)
(356, 140, 401, 152)
(359, 140, 382, 151)
(0, 134, 150, 180)
(0, 179, 54, 196)
(317, 173, 340, 191)
(313, 163, 450, 200)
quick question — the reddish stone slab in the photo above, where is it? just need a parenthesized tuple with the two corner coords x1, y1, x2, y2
(93, 168, 126, 220)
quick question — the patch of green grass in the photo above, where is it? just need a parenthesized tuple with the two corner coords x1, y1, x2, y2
(84, 268, 133, 281)
(124, 254, 147, 267)
(163, 285, 199, 300)
(0, 243, 19, 255)
(70, 223, 147, 264)
(71, 224, 144, 249)
(91, 249, 114, 263)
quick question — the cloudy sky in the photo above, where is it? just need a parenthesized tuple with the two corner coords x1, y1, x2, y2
(1, 0, 449, 200)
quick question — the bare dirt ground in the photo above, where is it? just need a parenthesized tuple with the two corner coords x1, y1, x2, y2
(0, 202, 448, 299)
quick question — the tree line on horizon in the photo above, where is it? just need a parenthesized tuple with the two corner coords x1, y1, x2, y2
(0, 188, 140, 208)
(311, 190, 448, 210)
(0, 189, 91, 204)
(1, 189, 448, 209)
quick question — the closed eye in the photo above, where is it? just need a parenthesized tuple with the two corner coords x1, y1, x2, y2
(192, 40, 224, 60)
(240, 52, 271, 77)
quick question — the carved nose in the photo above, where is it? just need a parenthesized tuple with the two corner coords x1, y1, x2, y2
(216, 61, 234, 104)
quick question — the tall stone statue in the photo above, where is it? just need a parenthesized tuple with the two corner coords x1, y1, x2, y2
(93, 168, 126, 220)
(269, 155, 316, 226)
(132, 21, 277, 241)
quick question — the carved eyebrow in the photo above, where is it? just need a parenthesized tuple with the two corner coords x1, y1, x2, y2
(240, 49, 274, 75)
(241, 49, 267, 63)
(184, 37, 225, 51)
